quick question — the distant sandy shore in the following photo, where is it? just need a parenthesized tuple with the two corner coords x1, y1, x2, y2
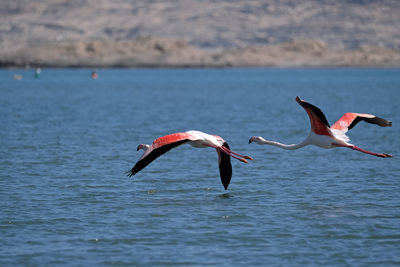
(1, 37, 400, 68)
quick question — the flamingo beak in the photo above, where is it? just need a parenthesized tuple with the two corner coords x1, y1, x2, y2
(248, 138, 252, 144)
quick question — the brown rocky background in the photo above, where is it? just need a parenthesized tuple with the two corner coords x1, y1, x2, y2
(1, 0, 399, 67)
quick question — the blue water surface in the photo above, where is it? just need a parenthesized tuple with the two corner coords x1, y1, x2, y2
(1, 68, 399, 266)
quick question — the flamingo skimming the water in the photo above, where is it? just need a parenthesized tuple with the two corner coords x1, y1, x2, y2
(249, 96, 392, 158)
(128, 130, 253, 189)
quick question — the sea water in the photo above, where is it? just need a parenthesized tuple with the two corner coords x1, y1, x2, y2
(1, 68, 399, 265)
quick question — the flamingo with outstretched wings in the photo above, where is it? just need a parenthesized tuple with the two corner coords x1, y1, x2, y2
(249, 96, 392, 158)
(128, 130, 253, 189)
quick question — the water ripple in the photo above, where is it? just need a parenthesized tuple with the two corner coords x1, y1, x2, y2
(1, 68, 399, 266)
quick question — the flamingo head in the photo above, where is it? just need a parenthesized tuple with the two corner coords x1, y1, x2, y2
(248, 136, 265, 144)
(137, 144, 150, 151)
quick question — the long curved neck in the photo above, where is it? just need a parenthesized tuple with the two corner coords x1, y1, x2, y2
(257, 137, 309, 150)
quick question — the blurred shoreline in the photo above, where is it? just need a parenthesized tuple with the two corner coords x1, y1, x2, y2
(2, 1, 399, 68)
(1, 37, 399, 68)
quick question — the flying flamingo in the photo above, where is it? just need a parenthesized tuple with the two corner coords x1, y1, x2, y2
(127, 130, 253, 189)
(249, 96, 392, 158)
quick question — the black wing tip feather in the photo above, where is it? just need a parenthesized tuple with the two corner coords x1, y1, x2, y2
(126, 161, 143, 177)
(126, 169, 135, 177)
(219, 142, 232, 190)
(349, 116, 392, 130)
(372, 116, 392, 127)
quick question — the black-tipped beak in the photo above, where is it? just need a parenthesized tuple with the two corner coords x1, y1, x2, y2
(248, 138, 252, 144)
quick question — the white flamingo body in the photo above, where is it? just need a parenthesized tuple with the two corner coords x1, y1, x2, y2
(185, 130, 222, 148)
(128, 130, 252, 189)
(308, 130, 349, 149)
(308, 132, 335, 148)
(249, 96, 392, 158)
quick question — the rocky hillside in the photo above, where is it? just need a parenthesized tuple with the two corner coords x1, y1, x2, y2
(2, 38, 399, 68)
(1, 0, 400, 67)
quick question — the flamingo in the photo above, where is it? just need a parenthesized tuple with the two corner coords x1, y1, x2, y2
(127, 130, 253, 189)
(249, 96, 392, 158)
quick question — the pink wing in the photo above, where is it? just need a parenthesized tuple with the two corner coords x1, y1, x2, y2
(296, 96, 332, 136)
(128, 132, 196, 177)
(331, 112, 392, 133)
